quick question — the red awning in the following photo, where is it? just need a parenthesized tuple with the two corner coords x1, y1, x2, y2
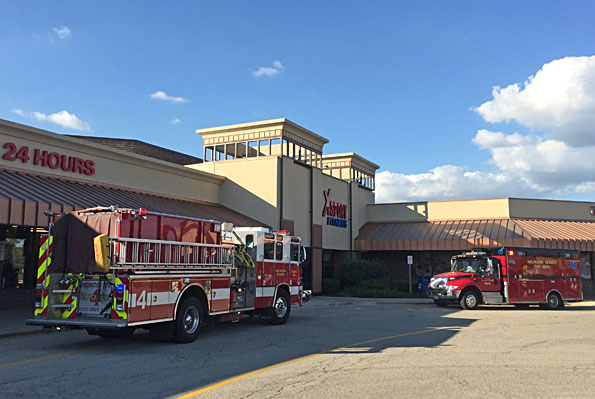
(355, 218, 595, 251)
(0, 168, 266, 228)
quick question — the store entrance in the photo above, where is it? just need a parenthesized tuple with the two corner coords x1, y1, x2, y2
(0, 225, 42, 309)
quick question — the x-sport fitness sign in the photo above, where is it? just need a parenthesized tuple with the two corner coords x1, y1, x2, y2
(322, 188, 348, 228)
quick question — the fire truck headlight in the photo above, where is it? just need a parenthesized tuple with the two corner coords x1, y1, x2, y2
(430, 277, 447, 289)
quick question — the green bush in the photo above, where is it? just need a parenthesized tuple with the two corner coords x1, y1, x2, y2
(323, 278, 341, 295)
(340, 259, 388, 287)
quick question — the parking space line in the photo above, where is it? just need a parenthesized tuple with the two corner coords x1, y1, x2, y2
(0, 348, 94, 369)
(176, 325, 463, 398)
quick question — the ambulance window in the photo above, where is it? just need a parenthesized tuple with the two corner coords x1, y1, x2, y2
(275, 241, 283, 261)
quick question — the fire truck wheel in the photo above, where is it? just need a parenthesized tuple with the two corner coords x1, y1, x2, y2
(546, 292, 564, 310)
(267, 290, 291, 325)
(459, 290, 480, 310)
(174, 296, 204, 343)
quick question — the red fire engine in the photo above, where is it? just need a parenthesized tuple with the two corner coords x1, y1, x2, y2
(427, 247, 582, 310)
(27, 206, 311, 343)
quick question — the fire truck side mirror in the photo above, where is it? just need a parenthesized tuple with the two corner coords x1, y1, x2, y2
(222, 222, 234, 232)
(301, 246, 307, 263)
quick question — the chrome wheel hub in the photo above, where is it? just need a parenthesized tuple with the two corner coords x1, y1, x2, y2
(465, 295, 477, 308)
(184, 306, 199, 334)
(274, 297, 287, 318)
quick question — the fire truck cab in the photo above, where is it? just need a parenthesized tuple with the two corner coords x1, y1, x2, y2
(427, 247, 582, 310)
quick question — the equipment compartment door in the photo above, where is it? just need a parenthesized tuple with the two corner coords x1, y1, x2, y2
(151, 280, 172, 320)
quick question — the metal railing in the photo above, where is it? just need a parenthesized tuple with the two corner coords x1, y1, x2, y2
(109, 237, 234, 271)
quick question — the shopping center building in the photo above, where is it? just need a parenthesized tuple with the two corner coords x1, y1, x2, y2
(1, 117, 595, 308)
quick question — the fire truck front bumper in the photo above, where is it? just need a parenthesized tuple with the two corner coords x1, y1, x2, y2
(26, 318, 127, 329)
(301, 290, 312, 304)
(427, 287, 459, 302)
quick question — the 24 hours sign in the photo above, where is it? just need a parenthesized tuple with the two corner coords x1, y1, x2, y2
(2, 142, 95, 176)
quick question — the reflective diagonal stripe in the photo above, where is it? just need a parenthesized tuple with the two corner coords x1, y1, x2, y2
(113, 277, 128, 319)
(35, 235, 53, 317)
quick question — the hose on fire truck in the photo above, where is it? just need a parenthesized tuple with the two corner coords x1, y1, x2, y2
(234, 245, 255, 269)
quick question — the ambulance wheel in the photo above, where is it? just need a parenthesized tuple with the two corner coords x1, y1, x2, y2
(86, 327, 135, 338)
(460, 290, 480, 310)
(174, 296, 204, 343)
(545, 292, 564, 310)
(267, 290, 291, 325)
(434, 300, 447, 307)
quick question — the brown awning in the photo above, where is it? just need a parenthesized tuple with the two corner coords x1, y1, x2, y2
(0, 168, 267, 228)
(355, 218, 595, 252)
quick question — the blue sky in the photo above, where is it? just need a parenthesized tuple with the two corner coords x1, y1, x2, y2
(2, 1, 595, 203)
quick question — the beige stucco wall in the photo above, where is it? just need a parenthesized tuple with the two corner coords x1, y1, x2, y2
(508, 198, 595, 221)
(189, 156, 280, 228)
(427, 198, 510, 220)
(351, 183, 375, 242)
(0, 119, 222, 203)
(281, 157, 312, 246)
(367, 199, 510, 221)
(366, 202, 430, 222)
(368, 197, 595, 223)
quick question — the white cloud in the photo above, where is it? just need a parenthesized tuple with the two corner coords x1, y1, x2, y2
(253, 60, 284, 77)
(150, 90, 189, 104)
(474, 56, 595, 146)
(170, 118, 181, 124)
(53, 26, 71, 40)
(12, 108, 91, 132)
(376, 56, 595, 203)
(375, 166, 526, 203)
(472, 130, 595, 188)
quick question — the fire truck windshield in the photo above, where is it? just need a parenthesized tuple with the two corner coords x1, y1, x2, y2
(450, 257, 486, 273)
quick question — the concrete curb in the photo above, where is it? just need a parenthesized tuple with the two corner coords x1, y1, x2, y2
(308, 296, 434, 307)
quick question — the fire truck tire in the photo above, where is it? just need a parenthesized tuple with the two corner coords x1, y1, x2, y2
(173, 296, 204, 343)
(267, 290, 291, 325)
(86, 327, 135, 339)
(459, 290, 480, 310)
(545, 292, 564, 310)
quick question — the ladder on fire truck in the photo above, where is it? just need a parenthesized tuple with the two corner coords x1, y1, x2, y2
(108, 237, 234, 273)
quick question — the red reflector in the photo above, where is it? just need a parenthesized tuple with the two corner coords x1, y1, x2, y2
(508, 250, 515, 256)
(36, 289, 42, 297)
